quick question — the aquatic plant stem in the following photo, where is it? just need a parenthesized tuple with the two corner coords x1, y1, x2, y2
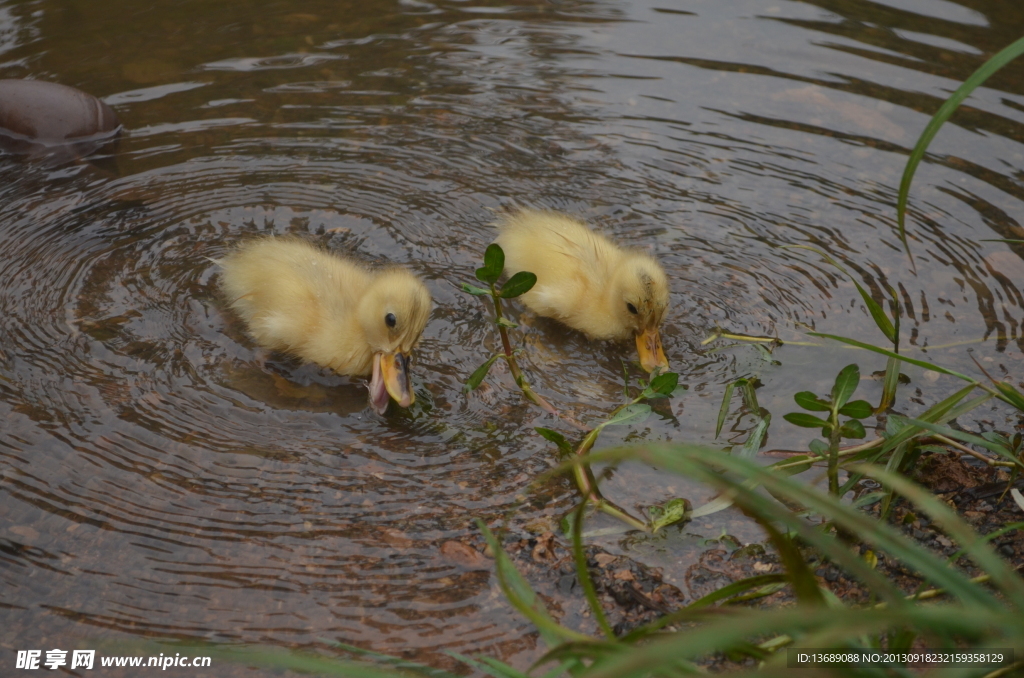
(489, 288, 574, 424)
(571, 399, 651, 532)
(932, 434, 1018, 468)
(828, 409, 842, 496)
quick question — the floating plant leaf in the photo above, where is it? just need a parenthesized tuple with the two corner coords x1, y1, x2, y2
(464, 354, 500, 392)
(648, 498, 691, 532)
(649, 371, 679, 397)
(604, 403, 652, 428)
(535, 427, 573, 456)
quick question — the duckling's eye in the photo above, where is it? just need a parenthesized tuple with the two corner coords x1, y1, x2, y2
(626, 303, 638, 315)
(385, 313, 397, 328)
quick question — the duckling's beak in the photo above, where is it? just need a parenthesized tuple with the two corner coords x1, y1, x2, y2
(379, 351, 415, 409)
(636, 328, 668, 373)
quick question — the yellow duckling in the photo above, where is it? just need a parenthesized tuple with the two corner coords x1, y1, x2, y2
(495, 208, 670, 372)
(218, 237, 432, 414)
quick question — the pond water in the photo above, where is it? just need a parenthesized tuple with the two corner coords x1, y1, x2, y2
(3, 0, 1024, 672)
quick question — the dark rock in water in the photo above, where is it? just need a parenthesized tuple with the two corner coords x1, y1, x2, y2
(0, 79, 122, 162)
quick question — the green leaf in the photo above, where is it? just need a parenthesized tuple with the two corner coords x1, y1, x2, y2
(738, 416, 770, 458)
(648, 498, 691, 532)
(853, 281, 897, 345)
(794, 391, 831, 412)
(839, 419, 866, 439)
(897, 35, 1024, 265)
(604, 403, 652, 427)
(535, 427, 573, 456)
(495, 317, 518, 329)
(570, 505, 615, 640)
(994, 380, 1024, 412)
(838, 399, 873, 419)
(463, 355, 500, 392)
(880, 354, 901, 411)
(782, 244, 897, 344)
(447, 653, 529, 678)
(716, 380, 739, 438)
(982, 431, 1010, 447)
(783, 412, 830, 429)
(831, 364, 860, 410)
(764, 522, 826, 607)
(476, 243, 505, 284)
(460, 282, 491, 296)
(621, 573, 787, 641)
(499, 271, 537, 298)
(852, 465, 1024, 608)
(649, 371, 679, 396)
(879, 385, 989, 455)
(476, 520, 592, 645)
(739, 379, 760, 412)
(808, 438, 829, 458)
(906, 418, 1020, 465)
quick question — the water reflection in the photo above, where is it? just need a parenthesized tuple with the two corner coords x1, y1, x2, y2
(2, 0, 1024, 668)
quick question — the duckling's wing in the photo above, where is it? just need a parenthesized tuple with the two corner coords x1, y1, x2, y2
(497, 210, 621, 331)
(220, 238, 368, 355)
(498, 210, 616, 281)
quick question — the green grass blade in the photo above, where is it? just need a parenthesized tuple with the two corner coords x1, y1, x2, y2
(585, 447, 1002, 608)
(808, 333, 974, 382)
(897, 35, 1024, 264)
(853, 280, 897, 344)
(446, 652, 524, 678)
(716, 380, 738, 438)
(763, 522, 825, 607)
(854, 465, 1024, 609)
(738, 416, 770, 458)
(107, 642, 447, 678)
(873, 386, 986, 460)
(571, 505, 615, 639)
(581, 447, 908, 605)
(946, 522, 1024, 566)
(476, 520, 594, 645)
(905, 418, 1022, 466)
(579, 607, 1020, 678)
(783, 244, 896, 344)
(880, 354, 901, 411)
(328, 643, 460, 678)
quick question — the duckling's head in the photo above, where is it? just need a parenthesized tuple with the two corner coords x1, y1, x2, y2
(358, 269, 432, 413)
(609, 253, 670, 372)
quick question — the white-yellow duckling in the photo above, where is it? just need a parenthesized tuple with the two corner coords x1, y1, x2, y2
(218, 237, 432, 414)
(495, 208, 670, 372)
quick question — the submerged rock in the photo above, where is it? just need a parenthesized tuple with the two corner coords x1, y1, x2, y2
(0, 79, 121, 162)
